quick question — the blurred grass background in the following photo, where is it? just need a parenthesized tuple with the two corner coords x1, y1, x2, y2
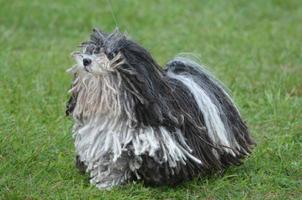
(0, 0, 301, 199)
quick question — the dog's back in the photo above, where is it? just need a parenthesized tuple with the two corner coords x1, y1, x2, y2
(134, 56, 255, 185)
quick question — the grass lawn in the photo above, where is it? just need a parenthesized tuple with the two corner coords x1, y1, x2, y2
(0, 0, 301, 199)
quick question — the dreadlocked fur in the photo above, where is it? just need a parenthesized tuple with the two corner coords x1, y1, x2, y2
(66, 28, 255, 189)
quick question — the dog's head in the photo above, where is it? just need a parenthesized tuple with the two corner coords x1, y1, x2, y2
(68, 28, 167, 123)
(71, 28, 161, 77)
(72, 28, 124, 74)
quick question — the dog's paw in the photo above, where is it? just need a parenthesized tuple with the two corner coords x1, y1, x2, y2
(75, 155, 87, 174)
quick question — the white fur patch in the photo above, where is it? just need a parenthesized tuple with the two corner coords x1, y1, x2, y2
(73, 117, 201, 189)
(167, 71, 237, 155)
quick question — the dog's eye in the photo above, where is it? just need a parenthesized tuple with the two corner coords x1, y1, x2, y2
(107, 51, 116, 60)
(93, 47, 100, 54)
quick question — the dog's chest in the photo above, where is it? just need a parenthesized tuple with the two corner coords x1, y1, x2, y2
(72, 114, 136, 189)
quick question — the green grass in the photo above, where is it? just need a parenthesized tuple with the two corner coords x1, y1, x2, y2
(0, 0, 301, 199)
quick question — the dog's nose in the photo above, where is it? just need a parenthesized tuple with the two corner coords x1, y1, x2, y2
(83, 58, 92, 67)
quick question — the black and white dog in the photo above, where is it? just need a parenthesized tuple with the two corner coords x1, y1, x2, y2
(66, 28, 254, 189)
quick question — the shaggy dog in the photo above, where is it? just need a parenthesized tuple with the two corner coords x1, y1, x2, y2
(66, 28, 254, 189)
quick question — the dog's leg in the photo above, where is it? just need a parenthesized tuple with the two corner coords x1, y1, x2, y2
(75, 155, 87, 174)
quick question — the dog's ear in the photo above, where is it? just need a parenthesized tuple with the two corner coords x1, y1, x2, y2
(91, 28, 107, 45)
(104, 28, 127, 51)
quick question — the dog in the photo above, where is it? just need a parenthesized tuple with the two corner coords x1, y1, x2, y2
(66, 28, 254, 189)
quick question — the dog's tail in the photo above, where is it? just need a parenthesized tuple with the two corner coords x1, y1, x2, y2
(165, 54, 254, 161)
